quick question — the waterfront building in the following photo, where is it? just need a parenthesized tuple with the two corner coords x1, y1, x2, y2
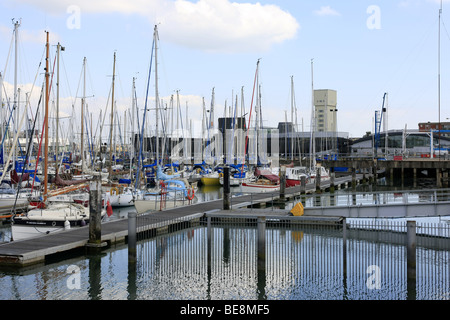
(314, 89, 338, 133)
(350, 129, 450, 158)
(419, 121, 450, 138)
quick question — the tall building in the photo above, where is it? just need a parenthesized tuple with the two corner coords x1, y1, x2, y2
(314, 89, 337, 132)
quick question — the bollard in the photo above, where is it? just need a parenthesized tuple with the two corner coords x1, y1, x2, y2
(128, 212, 137, 264)
(351, 167, 356, 189)
(330, 170, 335, 193)
(407, 221, 416, 300)
(280, 166, 286, 200)
(87, 174, 105, 251)
(223, 166, 231, 210)
(315, 167, 322, 193)
(300, 176, 306, 194)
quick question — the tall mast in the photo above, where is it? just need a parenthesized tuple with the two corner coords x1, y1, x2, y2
(44, 31, 49, 202)
(154, 25, 160, 169)
(81, 57, 86, 173)
(109, 52, 116, 180)
(438, 0, 443, 158)
(55, 43, 63, 175)
(310, 59, 316, 169)
(291, 76, 295, 160)
(13, 20, 20, 170)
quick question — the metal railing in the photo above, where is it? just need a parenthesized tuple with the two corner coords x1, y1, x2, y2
(128, 214, 450, 300)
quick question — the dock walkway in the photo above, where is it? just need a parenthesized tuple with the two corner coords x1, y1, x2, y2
(0, 174, 361, 267)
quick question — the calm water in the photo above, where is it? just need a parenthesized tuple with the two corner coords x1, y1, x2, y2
(0, 180, 449, 301)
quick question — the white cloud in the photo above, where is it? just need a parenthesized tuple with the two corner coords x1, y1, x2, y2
(159, 0, 300, 53)
(7, 0, 299, 53)
(314, 6, 341, 17)
(0, 23, 60, 45)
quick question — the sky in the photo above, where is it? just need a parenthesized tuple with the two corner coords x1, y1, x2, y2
(1, 0, 450, 142)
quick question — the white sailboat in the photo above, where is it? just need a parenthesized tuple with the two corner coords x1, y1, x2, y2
(12, 35, 105, 240)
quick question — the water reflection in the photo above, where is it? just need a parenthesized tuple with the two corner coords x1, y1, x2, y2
(0, 219, 448, 300)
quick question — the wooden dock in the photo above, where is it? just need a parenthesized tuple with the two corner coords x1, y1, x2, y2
(0, 174, 362, 268)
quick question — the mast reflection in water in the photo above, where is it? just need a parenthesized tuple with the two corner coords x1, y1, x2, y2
(0, 217, 449, 300)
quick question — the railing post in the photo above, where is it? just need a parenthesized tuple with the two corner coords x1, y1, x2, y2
(342, 217, 347, 279)
(128, 212, 137, 264)
(257, 216, 266, 299)
(407, 220, 416, 300)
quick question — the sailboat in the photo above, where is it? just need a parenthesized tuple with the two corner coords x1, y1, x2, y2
(12, 35, 105, 240)
(0, 20, 35, 216)
(133, 25, 197, 214)
(134, 165, 196, 214)
(237, 60, 280, 193)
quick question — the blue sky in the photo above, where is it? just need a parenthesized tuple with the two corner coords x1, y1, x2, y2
(0, 0, 449, 140)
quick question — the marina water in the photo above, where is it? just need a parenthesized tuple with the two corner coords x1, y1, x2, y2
(0, 181, 449, 300)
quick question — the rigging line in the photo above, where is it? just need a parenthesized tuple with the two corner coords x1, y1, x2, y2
(11, 85, 43, 217)
(136, 37, 155, 190)
(441, 19, 450, 42)
(242, 59, 259, 173)
(60, 53, 75, 106)
(30, 50, 58, 191)
(2, 27, 14, 76)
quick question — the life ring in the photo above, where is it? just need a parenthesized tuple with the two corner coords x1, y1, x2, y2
(110, 187, 119, 195)
(187, 187, 195, 200)
(219, 172, 223, 178)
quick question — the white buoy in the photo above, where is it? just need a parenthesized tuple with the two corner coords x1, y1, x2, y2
(64, 220, 71, 230)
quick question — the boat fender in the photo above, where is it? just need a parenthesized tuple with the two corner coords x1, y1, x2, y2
(110, 187, 119, 195)
(187, 187, 195, 200)
(64, 220, 71, 230)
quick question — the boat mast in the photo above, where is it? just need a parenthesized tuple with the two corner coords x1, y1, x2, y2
(154, 25, 160, 170)
(291, 76, 294, 161)
(310, 59, 316, 169)
(109, 52, 116, 180)
(55, 43, 63, 175)
(81, 57, 86, 173)
(13, 20, 20, 171)
(438, 0, 443, 158)
(44, 31, 49, 202)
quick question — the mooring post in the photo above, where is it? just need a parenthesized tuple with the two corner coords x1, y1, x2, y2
(407, 220, 417, 300)
(128, 212, 137, 263)
(315, 167, 322, 193)
(87, 174, 105, 251)
(223, 166, 230, 210)
(300, 175, 306, 194)
(280, 166, 286, 200)
(351, 167, 356, 189)
(330, 168, 335, 193)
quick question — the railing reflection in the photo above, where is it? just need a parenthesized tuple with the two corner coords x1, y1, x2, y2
(127, 214, 450, 300)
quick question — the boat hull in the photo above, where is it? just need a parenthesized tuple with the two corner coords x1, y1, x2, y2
(200, 176, 220, 186)
(241, 183, 280, 193)
(11, 203, 105, 240)
(134, 196, 195, 214)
